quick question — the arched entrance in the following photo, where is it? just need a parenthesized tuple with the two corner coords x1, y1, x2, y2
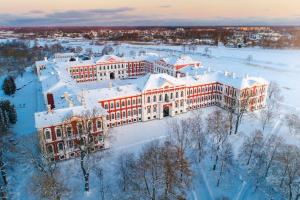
(109, 72, 115, 80)
(163, 105, 170, 117)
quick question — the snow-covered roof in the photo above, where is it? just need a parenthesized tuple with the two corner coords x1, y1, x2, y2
(180, 66, 268, 89)
(96, 55, 124, 63)
(162, 55, 200, 66)
(34, 105, 107, 129)
(140, 73, 185, 91)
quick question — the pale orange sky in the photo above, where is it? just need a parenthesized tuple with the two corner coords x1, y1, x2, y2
(0, 0, 299, 26)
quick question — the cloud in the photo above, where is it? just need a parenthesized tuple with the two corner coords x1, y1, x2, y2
(159, 5, 172, 8)
(28, 10, 45, 14)
(0, 7, 136, 26)
(0, 7, 299, 26)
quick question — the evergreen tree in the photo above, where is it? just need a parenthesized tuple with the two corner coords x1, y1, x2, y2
(0, 101, 17, 132)
(8, 105, 17, 124)
(2, 76, 16, 96)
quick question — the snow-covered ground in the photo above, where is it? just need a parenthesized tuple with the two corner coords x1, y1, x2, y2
(1, 40, 300, 199)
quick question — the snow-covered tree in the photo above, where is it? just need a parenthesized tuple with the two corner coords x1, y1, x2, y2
(189, 111, 207, 163)
(2, 76, 16, 96)
(216, 141, 234, 187)
(258, 81, 283, 131)
(239, 130, 264, 166)
(206, 109, 230, 170)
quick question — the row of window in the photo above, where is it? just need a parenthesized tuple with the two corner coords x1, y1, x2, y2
(187, 94, 222, 104)
(44, 120, 102, 141)
(188, 84, 223, 96)
(98, 64, 126, 70)
(46, 135, 104, 155)
(70, 66, 96, 73)
(108, 108, 142, 120)
(146, 91, 185, 103)
(104, 97, 142, 110)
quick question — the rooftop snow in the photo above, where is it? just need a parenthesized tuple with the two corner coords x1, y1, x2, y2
(34, 105, 107, 129)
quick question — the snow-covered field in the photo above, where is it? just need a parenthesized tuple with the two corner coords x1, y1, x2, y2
(1, 39, 300, 199)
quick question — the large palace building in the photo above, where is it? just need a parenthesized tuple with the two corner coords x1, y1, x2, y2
(35, 53, 268, 161)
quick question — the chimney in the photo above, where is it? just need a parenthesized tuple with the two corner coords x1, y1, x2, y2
(64, 92, 74, 107)
(47, 104, 53, 113)
(46, 93, 55, 109)
(232, 73, 236, 78)
(108, 81, 112, 89)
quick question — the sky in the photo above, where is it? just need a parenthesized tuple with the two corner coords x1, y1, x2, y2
(0, 0, 300, 26)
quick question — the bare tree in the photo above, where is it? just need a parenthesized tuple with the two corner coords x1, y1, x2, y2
(206, 109, 230, 170)
(216, 141, 234, 187)
(91, 152, 111, 200)
(226, 89, 253, 135)
(258, 82, 283, 131)
(246, 55, 253, 64)
(189, 111, 207, 163)
(239, 130, 264, 166)
(285, 113, 300, 136)
(20, 135, 69, 200)
(64, 107, 108, 193)
(273, 144, 300, 200)
(262, 135, 283, 178)
(168, 118, 191, 182)
(121, 141, 192, 200)
(117, 152, 135, 193)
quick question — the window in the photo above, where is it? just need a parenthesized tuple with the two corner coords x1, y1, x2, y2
(181, 91, 184, 97)
(97, 120, 102, 129)
(116, 102, 120, 108)
(122, 111, 126, 118)
(128, 110, 131, 116)
(77, 123, 83, 134)
(138, 108, 142, 114)
(132, 99, 136, 105)
(111, 113, 115, 120)
(66, 126, 72, 137)
(67, 140, 74, 149)
(153, 96, 156, 102)
(110, 102, 114, 109)
(176, 92, 178, 98)
(57, 142, 64, 152)
(117, 112, 120, 119)
(165, 94, 169, 102)
(127, 99, 131, 106)
(147, 107, 151, 114)
(44, 129, 51, 140)
(56, 128, 62, 138)
(104, 103, 108, 109)
(87, 121, 93, 132)
(122, 101, 125, 107)
(147, 96, 151, 103)
(47, 145, 53, 154)
(153, 106, 157, 112)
